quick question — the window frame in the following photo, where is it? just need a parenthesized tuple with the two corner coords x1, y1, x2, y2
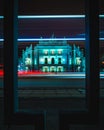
(4, 0, 44, 129)
(4, 0, 99, 129)
(60, 0, 99, 129)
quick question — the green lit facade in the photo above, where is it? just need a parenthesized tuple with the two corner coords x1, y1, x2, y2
(19, 40, 85, 72)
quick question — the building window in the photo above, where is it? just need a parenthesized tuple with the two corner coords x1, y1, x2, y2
(51, 58, 55, 64)
(50, 66, 56, 72)
(58, 58, 61, 64)
(44, 50, 48, 55)
(57, 66, 63, 72)
(45, 58, 48, 64)
(58, 49, 62, 54)
(51, 50, 55, 55)
(43, 66, 49, 72)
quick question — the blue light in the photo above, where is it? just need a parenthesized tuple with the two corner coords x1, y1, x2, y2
(0, 39, 4, 42)
(0, 38, 104, 42)
(0, 14, 104, 42)
(99, 15, 104, 18)
(17, 38, 104, 41)
(100, 38, 104, 40)
(18, 15, 85, 19)
(0, 15, 104, 19)
(0, 16, 4, 19)
(18, 38, 85, 42)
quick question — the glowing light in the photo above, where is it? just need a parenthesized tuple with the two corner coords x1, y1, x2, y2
(58, 49, 63, 54)
(62, 58, 66, 64)
(51, 49, 55, 54)
(0, 14, 104, 42)
(44, 50, 48, 54)
(58, 49, 63, 51)
(99, 15, 104, 18)
(18, 38, 85, 41)
(18, 15, 85, 19)
(0, 39, 4, 42)
(100, 38, 104, 40)
(42, 66, 49, 72)
(76, 57, 81, 65)
(1, 37, 104, 42)
(0, 70, 4, 77)
(102, 61, 104, 64)
(25, 58, 32, 65)
(48, 58, 51, 62)
(0, 15, 104, 19)
(40, 58, 44, 62)
(0, 16, 4, 18)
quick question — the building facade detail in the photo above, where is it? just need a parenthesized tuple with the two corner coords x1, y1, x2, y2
(18, 40, 85, 72)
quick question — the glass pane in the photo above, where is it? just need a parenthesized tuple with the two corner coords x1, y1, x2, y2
(0, 17, 3, 89)
(100, 15, 104, 98)
(18, 1, 86, 112)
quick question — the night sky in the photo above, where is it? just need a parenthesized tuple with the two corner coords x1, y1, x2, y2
(0, 0, 104, 63)
(0, 0, 104, 39)
(0, 0, 104, 15)
(18, 18, 85, 39)
(0, 0, 104, 38)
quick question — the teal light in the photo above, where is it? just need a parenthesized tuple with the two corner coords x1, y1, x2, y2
(58, 49, 63, 51)
(39, 57, 44, 64)
(0, 15, 104, 19)
(43, 49, 48, 52)
(99, 15, 104, 18)
(18, 15, 85, 19)
(0, 38, 104, 42)
(42, 66, 49, 72)
(0, 15, 104, 42)
(57, 49, 63, 54)
(0, 16, 3, 18)
(17, 38, 85, 41)
(18, 38, 104, 41)
(18, 14, 104, 18)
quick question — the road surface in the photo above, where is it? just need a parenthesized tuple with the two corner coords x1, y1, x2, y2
(0, 72, 104, 88)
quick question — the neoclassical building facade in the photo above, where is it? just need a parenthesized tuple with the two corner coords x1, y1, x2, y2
(18, 39, 85, 72)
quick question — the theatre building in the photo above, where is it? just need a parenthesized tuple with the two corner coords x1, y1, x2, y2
(18, 39, 85, 72)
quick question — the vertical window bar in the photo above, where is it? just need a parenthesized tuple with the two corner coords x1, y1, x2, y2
(60, 0, 100, 129)
(85, 0, 99, 119)
(4, 1, 44, 129)
(4, 0, 18, 123)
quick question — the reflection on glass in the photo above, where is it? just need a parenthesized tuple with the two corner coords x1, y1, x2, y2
(18, 37, 85, 74)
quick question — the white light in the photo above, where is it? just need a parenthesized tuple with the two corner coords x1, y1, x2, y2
(25, 58, 32, 65)
(44, 50, 48, 54)
(0, 15, 104, 19)
(0, 39, 4, 42)
(48, 58, 51, 62)
(100, 38, 104, 40)
(40, 58, 44, 62)
(18, 15, 85, 19)
(0, 38, 104, 43)
(62, 59, 65, 61)
(18, 38, 85, 41)
(99, 15, 104, 18)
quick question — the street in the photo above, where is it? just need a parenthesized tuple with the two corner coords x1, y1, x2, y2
(0, 72, 104, 88)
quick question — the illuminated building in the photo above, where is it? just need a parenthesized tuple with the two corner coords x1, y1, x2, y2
(19, 38, 85, 72)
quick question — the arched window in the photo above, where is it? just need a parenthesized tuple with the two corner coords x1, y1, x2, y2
(44, 58, 48, 64)
(58, 58, 61, 64)
(51, 58, 55, 64)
